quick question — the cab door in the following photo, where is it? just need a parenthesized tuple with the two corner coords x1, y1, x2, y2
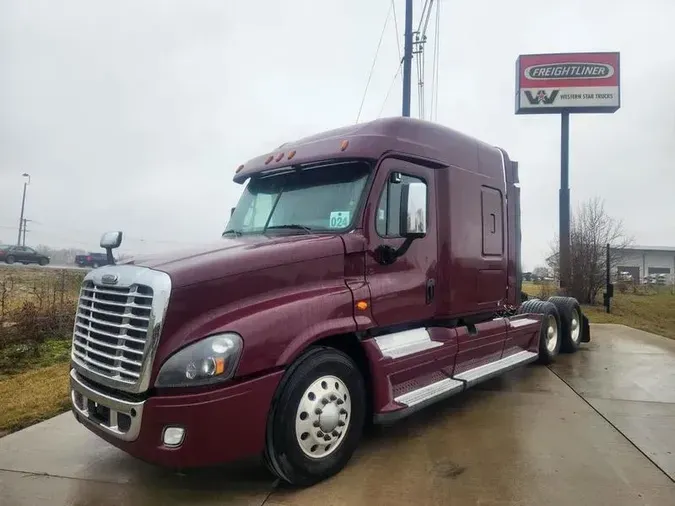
(363, 157, 438, 328)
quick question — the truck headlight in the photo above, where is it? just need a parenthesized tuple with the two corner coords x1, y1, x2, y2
(155, 333, 243, 387)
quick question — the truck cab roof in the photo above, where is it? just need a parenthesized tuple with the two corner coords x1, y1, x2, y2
(234, 117, 514, 185)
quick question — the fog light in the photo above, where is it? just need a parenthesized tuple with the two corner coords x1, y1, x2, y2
(163, 426, 185, 447)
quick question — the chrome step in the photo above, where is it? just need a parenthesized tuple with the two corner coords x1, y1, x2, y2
(373, 328, 442, 359)
(375, 349, 538, 424)
(453, 350, 538, 387)
(395, 377, 464, 407)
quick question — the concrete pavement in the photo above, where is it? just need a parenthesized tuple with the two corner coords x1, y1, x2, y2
(0, 324, 674, 505)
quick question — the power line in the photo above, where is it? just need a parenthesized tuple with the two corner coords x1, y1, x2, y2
(355, 2, 394, 123)
(391, 0, 402, 60)
(378, 62, 404, 117)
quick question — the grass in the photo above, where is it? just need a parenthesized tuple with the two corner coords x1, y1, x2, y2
(0, 362, 71, 436)
(0, 266, 82, 436)
(522, 281, 675, 340)
(0, 338, 72, 380)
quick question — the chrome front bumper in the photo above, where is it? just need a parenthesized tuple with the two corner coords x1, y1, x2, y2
(70, 368, 145, 442)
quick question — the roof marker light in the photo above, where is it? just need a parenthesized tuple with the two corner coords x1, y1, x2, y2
(265, 155, 274, 165)
(287, 150, 296, 160)
(275, 152, 284, 162)
(235, 164, 245, 173)
(340, 140, 349, 151)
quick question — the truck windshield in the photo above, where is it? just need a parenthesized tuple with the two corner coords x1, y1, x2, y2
(225, 160, 371, 235)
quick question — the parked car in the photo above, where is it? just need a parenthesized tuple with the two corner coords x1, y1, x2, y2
(75, 252, 112, 268)
(0, 245, 50, 266)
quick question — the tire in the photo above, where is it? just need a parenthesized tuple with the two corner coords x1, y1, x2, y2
(547, 296, 583, 353)
(5, 255, 15, 265)
(39, 258, 48, 266)
(263, 346, 366, 486)
(517, 299, 561, 365)
(92, 262, 100, 268)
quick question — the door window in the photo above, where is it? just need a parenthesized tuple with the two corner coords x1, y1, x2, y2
(376, 173, 427, 237)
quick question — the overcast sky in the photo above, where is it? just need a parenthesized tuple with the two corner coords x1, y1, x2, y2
(1, 0, 674, 269)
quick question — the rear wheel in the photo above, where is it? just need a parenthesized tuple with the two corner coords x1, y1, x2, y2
(547, 296, 583, 353)
(5, 255, 15, 265)
(517, 299, 561, 364)
(264, 346, 366, 486)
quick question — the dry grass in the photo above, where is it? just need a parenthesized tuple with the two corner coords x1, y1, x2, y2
(0, 266, 83, 436)
(0, 265, 82, 314)
(0, 361, 71, 435)
(522, 281, 675, 339)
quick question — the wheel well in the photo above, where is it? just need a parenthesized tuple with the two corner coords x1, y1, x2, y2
(311, 333, 374, 424)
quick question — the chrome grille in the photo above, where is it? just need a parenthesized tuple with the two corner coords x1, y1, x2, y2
(73, 280, 153, 385)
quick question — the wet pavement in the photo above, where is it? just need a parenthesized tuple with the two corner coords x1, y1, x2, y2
(1, 323, 674, 505)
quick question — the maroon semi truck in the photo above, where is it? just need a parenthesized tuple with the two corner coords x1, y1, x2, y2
(69, 117, 590, 485)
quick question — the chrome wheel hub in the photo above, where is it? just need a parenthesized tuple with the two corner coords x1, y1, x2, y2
(570, 309, 581, 343)
(295, 375, 351, 459)
(545, 314, 559, 353)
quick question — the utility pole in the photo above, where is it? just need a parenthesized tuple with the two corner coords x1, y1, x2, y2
(401, 0, 414, 117)
(17, 173, 30, 246)
(22, 218, 31, 246)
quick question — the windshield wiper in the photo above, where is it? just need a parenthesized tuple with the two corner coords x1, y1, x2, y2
(264, 224, 314, 234)
(222, 229, 243, 236)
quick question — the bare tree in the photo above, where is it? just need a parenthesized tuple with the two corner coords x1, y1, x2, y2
(547, 197, 632, 304)
(532, 266, 550, 279)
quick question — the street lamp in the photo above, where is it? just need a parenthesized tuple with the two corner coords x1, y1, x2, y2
(17, 173, 30, 246)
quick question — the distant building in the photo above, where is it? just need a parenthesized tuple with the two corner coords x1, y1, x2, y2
(612, 246, 675, 284)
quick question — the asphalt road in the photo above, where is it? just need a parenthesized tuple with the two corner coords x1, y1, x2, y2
(0, 263, 89, 271)
(0, 324, 673, 506)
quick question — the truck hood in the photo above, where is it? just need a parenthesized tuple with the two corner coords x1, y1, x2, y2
(123, 234, 346, 288)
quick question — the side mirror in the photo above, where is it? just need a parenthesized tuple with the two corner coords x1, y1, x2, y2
(100, 231, 123, 265)
(230, 207, 236, 218)
(101, 231, 123, 249)
(399, 181, 427, 237)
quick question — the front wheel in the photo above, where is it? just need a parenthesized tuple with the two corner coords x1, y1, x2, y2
(5, 255, 15, 265)
(39, 258, 48, 266)
(264, 346, 366, 486)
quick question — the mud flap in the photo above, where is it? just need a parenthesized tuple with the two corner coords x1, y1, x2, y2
(581, 314, 591, 343)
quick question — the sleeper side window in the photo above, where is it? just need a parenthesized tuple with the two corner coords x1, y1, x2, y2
(375, 173, 427, 237)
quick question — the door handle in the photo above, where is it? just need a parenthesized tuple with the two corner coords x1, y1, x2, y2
(490, 213, 496, 233)
(426, 279, 435, 304)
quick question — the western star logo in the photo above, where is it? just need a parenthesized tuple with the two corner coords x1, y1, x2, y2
(525, 90, 559, 105)
(524, 62, 615, 80)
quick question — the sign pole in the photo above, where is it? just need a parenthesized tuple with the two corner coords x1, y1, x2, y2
(559, 111, 571, 290)
(514, 52, 620, 293)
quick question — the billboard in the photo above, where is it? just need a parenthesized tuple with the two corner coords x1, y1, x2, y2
(515, 52, 620, 114)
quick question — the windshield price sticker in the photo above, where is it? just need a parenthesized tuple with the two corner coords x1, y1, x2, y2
(329, 211, 350, 229)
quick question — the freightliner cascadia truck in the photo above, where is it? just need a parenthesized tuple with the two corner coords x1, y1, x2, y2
(69, 117, 590, 486)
